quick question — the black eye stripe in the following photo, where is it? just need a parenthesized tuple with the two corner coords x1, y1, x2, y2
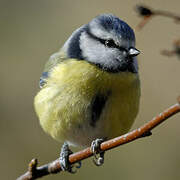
(98, 38, 127, 52)
(86, 30, 127, 51)
(118, 46, 127, 52)
(104, 39, 118, 48)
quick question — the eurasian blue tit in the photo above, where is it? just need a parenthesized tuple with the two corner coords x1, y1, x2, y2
(34, 14, 140, 171)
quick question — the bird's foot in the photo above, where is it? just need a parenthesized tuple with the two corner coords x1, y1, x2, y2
(91, 138, 105, 166)
(59, 142, 81, 173)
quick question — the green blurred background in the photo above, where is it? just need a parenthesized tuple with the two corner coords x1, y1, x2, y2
(1, 0, 180, 179)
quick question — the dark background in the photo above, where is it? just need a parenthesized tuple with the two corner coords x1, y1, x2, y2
(1, 0, 180, 179)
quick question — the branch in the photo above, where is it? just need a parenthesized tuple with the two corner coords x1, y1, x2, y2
(17, 99, 180, 180)
(135, 5, 180, 30)
(161, 39, 180, 59)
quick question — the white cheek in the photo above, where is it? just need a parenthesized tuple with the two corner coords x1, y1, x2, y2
(80, 32, 120, 67)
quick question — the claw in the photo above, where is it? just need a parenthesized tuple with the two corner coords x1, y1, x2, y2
(92, 151, 105, 166)
(59, 142, 81, 173)
(91, 138, 105, 166)
(69, 161, 82, 174)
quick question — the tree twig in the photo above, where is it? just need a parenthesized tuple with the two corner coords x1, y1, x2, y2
(161, 39, 180, 59)
(17, 99, 180, 180)
(155, 10, 180, 22)
(135, 5, 180, 30)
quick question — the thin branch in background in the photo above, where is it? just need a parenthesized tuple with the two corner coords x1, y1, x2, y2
(135, 5, 154, 30)
(135, 5, 180, 30)
(161, 39, 180, 59)
(17, 101, 180, 180)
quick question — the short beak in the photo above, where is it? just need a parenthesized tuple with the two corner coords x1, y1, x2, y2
(128, 47, 140, 57)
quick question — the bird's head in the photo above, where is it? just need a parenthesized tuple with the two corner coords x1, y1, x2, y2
(63, 14, 140, 73)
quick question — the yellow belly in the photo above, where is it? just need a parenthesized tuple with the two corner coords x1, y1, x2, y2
(34, 59, 140, 147)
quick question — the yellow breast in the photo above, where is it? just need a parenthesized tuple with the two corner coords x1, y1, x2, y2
(34, 59, 140, 147)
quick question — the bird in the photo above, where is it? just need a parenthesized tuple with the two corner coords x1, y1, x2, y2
(34, 14, 141, 172)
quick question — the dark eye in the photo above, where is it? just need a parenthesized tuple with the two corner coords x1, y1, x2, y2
(104, 39, 117, 48)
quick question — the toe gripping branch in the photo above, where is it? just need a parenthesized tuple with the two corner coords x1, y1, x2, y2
(59, 142, 81, 173)
(91, 139, 105, 166)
